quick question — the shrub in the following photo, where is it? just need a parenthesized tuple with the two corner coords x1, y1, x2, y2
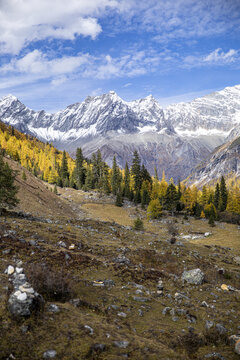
(133, 217, 144, 231)
(25, 263, 75, 302)
(147, 199, 162, 220)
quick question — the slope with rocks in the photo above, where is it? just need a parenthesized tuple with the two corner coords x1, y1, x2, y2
(0, 85, 240, 180)
(187, 136, 240, 187)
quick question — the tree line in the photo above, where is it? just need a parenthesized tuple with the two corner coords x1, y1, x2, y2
(0, 122, 239, 222)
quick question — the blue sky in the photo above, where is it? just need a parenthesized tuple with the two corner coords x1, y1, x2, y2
(0, 0, 240, 112)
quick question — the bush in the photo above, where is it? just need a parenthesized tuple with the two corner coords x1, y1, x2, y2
(133, 217, 144, 231)
(25, 263, 75, 302)
(147, 199, 162, 220)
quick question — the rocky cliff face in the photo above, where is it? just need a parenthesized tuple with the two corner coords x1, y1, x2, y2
(187, 136, 240, 187)
(0, 85, 240, 180)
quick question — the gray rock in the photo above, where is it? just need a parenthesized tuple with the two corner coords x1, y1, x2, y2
(48, 304, 60, 313)
(162, 307, 171, 315)
(117, 312, 127, 318)
(113, 341, 129, 349)
(8, 290, 44, 317)
(181, 268, 204, 285)
(133, 296, 149, 302)
(215, 323, 227, 335)
(43, 350, 57, 359)
(84, 325, 94, 335)
(204, 352, 226, 359)
(205, 321, 214, 330)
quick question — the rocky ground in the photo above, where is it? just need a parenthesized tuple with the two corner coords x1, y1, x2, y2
(0, 184, 240, 359)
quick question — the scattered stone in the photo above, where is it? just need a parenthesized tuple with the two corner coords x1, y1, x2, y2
(113, 256, 130, 265)
(234, 256, 240, 265)
(93, 280, 105, 287)
(133, 296, 149, 302)
(113, 341, 129, 349)
(181, 268, 204, 285)
(217, 268, 225, 275)
(2, 249, 11, 255)
(162, 307, 171, 315)
(204, 352, 226, 359)
(5, 265, 15, 275)
(118, 312, 127, 318)
(215, 324, 227, 335)
(43, 350, 57, 359)
(89, 343, 106, 354)
(103, 279, 115, 287)
(58, 241, 67, 248)
(201, 301, 209, 307)
(69, 244, 75, 250)
(20, 325, 29, 333)
(235, 339, 240, 355)
(84, 325, 94, 335)
(157, 279, 163, 290)
(48, 304, 60, 313)
(205, 321, 214, 330)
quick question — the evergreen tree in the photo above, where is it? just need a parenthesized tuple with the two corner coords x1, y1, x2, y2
(154, 166, 159, 180)
(115, 191, 123, 207)
(123, 162, 131, 199)
(0, 153, 19, 213)
(103, 163, 111, 194)
(85, 168, 93, 190)
(53, 184, 58, 195)
(219, 176, 228, 212)
(165, 183, 178, 215)
(214, 183, 220, 210)
(141, 164, 152, 184)
(60, 150, 69, 182)
(75, 147, 85, 189)
(131, 151, 142, 192)
(111, 156, 120, 195)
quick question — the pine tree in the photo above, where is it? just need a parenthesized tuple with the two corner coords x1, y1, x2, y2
(214, 183, 220, 210)
(75, 147, 85, 189)
(123, 162, 131, 199)
(111, 156, 120, 195)
(165, 183, 178, 215)
(115, 191, 123, 207)
(0, 153, 19, 213)
(60, 150, 69, 182)
(53, 184, 58, 195)
(131, 151, 142, 192)
(219, 176, 228, 212)
(154, 166, 159, 180)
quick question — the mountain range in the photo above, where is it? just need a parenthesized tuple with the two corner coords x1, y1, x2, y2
(0, 85, 240, 181)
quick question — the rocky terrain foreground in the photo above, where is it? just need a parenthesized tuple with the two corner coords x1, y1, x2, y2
(0, 171, 240, 359)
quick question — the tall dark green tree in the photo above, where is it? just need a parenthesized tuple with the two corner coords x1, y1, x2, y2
(111, 156, 121, 195)
(0, 153, 19, 213)
(154, 166, 159, 180)
(131, 151, 141, 190)
(165, 183, 178, 215)
(60, 150, 69, 185)
(123, 162, 131, 199)
(75, 147, 85, 189)
(219, 176, 228, 212)
(214, 183, 220, 210)
(141, 164, 152, 184)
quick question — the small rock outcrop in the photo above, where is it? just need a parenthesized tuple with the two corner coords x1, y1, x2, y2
(6, 265, 44, 317)
(181, 268, 204, 285)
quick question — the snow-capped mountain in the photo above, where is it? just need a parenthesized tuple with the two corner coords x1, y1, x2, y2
(0, 85, 240, 180)
(187, 136, 240, 187)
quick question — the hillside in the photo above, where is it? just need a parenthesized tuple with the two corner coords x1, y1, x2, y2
(3, 155, 75, 219)
(1, 85, 240, 180)
(1, 175, 240, 359)
(187, 136, 240, 187)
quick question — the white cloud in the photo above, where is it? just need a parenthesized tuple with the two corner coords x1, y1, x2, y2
(0, 50, 91, 76)
(204, 48, 238, 64)
(0, 0, 117, 54)
(183, 48, 239, 68)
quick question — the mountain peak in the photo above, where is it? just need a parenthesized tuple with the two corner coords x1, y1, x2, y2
(1, 94, 19, 102)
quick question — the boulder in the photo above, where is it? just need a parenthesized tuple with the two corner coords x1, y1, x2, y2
(181, 268, 204, 285)
(8, 290, 44, 317)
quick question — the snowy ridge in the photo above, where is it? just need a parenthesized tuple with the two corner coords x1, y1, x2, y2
(0, 85, 240, 180)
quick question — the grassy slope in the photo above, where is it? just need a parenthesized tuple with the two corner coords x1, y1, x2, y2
(0, 169, 240, 359)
